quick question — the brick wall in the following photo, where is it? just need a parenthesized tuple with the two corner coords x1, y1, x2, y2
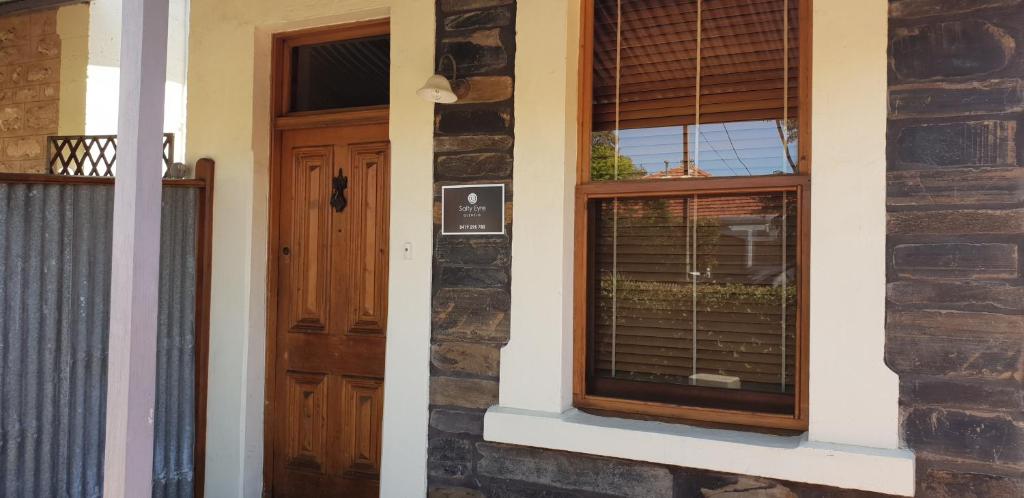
(428, 0, 1022, 496)
(886, 0, 1024, 496)
(0, 9, 60, 174)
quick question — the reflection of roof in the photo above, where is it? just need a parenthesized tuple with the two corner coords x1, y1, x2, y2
(645, 163, 712, 179)
(699, 196, 778, 218)
(603, 193, 783, 219)
(638, 163, 782, 217)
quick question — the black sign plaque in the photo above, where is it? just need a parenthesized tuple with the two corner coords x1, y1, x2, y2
(441, 184, 505, 235)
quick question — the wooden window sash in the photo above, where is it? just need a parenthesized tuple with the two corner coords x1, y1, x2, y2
(573, 0, 812, 431)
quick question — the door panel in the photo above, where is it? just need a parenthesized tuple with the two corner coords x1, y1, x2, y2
(348, 144, 389, 336)
(273, 122, 389, 498)
(284, 372, 328, 472)
(290, 146, 333, 334)
(339, 377, 384, 476)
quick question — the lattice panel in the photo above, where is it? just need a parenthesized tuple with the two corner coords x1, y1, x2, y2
(47, 134, 175, 177)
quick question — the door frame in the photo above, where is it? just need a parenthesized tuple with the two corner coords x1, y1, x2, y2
(264, 18, 390, 496)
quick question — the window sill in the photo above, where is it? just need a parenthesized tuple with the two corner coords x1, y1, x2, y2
(483, 406, 915, 497)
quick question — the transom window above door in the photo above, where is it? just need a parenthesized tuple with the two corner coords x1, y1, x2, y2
(574, 0, 811, 430)
(288, 34, 390, 113)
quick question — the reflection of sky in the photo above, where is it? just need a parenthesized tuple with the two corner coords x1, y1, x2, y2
(618, 121, 799, 177)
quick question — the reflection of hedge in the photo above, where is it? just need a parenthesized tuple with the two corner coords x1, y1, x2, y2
(600, 277, 796, 308)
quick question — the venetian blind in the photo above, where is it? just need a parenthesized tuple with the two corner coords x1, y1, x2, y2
(587, 0, 801, 406)
(592, 0, 799, 132)
(591, 193, 797, 394)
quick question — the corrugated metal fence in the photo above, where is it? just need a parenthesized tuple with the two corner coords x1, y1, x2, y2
(0, 167, 213, 498)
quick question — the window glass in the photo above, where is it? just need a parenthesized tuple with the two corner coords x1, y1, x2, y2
(588, 192, 797, 413)
(590, 0, 799, 180)
(290, 36, 390, 113)
(579, 0, 806, 425)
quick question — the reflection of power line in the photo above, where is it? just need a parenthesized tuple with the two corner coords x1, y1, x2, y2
(698, 127, 740, 176)
(722, 124, 753, 175)
(619, 124, 784, 176)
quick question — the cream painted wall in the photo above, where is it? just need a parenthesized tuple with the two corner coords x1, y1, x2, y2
(56, 4, 89, 135)
(185, 1, 434, 497)
(501, 0, 579, 413)
(493, 0, 909, 493)
(807, 0, 899, 450)
(182, 0, 898, 494)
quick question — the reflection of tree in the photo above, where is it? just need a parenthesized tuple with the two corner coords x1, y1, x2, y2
(775, 118, 799, 174)
(591, 131, 646, 181)
(693, 217, 721, 274)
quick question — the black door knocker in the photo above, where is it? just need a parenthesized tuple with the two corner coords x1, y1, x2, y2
(330, 167, 348, 212)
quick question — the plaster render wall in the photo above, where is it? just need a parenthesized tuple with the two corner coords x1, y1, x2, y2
(56, 3, 87, 136)
(500, 0, 900, 452)
(806, 0, 898, 449)
(185, 1, 435, 496)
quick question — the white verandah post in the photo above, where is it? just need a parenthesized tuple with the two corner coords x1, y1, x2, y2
(102, 0, 170, 496)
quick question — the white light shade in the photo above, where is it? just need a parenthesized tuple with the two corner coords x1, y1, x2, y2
(417, 74, 458, 104)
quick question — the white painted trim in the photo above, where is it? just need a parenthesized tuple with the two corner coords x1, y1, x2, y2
(496, 0, 909, 492)
(485, 407, 916, 497)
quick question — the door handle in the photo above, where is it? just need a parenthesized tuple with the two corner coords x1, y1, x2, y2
(330, 167, 348, 213)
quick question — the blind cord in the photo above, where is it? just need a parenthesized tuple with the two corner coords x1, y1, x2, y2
(781, 192, 788, 391)
(783, 0, 791, 174)
(610, 0, 623, 377)
(691, 195, 699, 380)
(781, 0, 790, 392)
(690, 0, 703, 380)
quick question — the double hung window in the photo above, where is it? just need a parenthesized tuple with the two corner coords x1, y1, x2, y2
(575, 0, 810, 430)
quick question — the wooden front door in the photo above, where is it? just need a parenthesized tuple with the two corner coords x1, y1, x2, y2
(271, 122, 389, 497)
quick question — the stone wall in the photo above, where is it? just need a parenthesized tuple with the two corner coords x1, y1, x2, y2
(428, 0, 1022, 496)
(0, 8, 60, 173)
(886, 0, 1024, 496)
(428, 0, 514, 493)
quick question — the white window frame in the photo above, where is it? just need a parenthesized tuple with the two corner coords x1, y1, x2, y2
(486, 1, 914, 495)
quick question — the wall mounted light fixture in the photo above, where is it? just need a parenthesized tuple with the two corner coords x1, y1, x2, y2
(417, 54, 462, 104)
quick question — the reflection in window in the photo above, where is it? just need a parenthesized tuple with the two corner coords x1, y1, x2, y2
(579, 0, 807, 425)
(588, 192, 797, 412)
(290, 35, 390, 113)
(590, 0, 799, 181)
